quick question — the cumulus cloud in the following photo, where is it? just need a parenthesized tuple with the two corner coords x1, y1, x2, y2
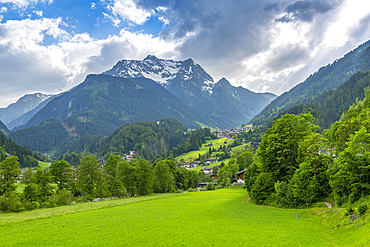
(0, 16, 180, 107)
(106, 0, 153, 25)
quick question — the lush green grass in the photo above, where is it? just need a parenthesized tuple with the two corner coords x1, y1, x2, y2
(38, 161, 51, 169)
(190, 159, 229, 172)
(1, 187, 368, 246)
(175, 137, 233, 162)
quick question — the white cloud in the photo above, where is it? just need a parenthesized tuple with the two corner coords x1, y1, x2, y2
(91, 2, 96, 9)
(0, 7, 7, 13)
(33, 10, 42, 16)
(107, 0, 152, 25)
(0, 17, 181, 107)
(0, 0, 52, 8)
(103, 12, 121, 27)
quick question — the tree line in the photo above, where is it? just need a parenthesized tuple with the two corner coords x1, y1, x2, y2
(0, 154, 200, 213)
(245, 88, 370, 209)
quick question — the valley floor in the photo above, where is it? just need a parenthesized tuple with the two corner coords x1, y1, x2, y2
(0, 187, 369, 246)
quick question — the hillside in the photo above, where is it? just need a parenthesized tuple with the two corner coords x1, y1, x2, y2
(17, 74, 225, 136)
(251, 39, 370, 126)
(278, 70, 370, 129)
(104, 55, 276, 127)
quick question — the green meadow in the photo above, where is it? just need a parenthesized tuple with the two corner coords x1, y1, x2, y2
(1, 187, 368, 246)
(175, 137, 233, 162)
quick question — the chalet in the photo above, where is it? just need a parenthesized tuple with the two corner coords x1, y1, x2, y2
(233, 168, 246, 184)
(200, 167, 213, 174)
(250, 142, 261, 148)
(210, 174, 218, 180)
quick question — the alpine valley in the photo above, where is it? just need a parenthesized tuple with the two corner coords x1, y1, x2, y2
(4, 56, 276, 154)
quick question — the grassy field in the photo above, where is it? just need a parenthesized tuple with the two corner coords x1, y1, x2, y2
(1, 187, 368, 246)
(38, 161, 51, 169)
(175, 137, 233, 162)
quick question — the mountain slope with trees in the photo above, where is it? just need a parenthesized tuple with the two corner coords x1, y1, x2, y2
(251, 39, 370, 126)
(104, 55, 276, 127)
(274, 70, 370, 129)
(18, 74, 225, 136)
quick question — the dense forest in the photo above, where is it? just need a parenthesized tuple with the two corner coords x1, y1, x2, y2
(0, 131, 47, 168)
(245, 88, 370, 208)
(275, 71, 370, 129)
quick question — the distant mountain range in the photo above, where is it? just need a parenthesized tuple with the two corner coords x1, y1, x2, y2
(251, 40, 370, 126)
(104, 55, 276, 127)
(0, 93, 53, 126)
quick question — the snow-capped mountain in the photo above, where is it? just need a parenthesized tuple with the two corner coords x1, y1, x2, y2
(104, 55, 216, 94)
(104, 55, 276, 127)
(0, 93, 54, 125)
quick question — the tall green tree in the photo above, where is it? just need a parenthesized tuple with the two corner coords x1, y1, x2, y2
(50, 160, 75, 192)
(105, 154, 125, 197)
(329, 126, 370, 204)
(77, 155, 107, 200)
(0, 156, 20, 196)
(289, 133, 333, 203)
(153, 160, 174, 193)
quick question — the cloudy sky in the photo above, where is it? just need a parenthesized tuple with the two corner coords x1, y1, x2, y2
(0, 0, 370, 107)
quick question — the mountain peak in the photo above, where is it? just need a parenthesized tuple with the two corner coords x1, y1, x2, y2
(144, 55, 158, 60)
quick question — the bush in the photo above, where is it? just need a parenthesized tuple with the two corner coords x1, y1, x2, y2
(206, 183, 215, 190)
(199, 187, 207, 191)
(358, 204, 368, 215)
(215, 185, 223, 190)
(0, 193, 23, 213)
(175, 189, 184, 193)
(23, 200, 39, 211)
(187, 188, 196, 192)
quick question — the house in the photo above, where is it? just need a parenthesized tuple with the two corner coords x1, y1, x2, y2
(210, 174, 218, 180)
(250, 142, 261, 148)
(233, 168, 246, 184)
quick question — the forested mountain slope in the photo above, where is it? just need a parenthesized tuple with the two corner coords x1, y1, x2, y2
(17, 74, 224, 136)
(104, 55, 276, 127)
(276, 70, 370, 129)
(251, 39, 370, 126)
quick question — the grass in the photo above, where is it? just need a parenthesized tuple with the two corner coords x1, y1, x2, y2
(1, 187, 368, 246)
(175, 137, 233, 162)
(38, 161, 51, 169)
(190, 159, 230, 172)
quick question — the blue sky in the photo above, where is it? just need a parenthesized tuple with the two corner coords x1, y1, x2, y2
(0, 0, 370, 107)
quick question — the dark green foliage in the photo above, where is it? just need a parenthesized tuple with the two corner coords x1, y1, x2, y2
(153, 160, 175, 193)
(9, 118, 70, 153)
(358, 204, 368, 215)
(0, 156, 20, 196)
(0, 131, 42, 168)
(252, 40, 370, 126)
(170, 127, 216, 158)
(206, 182, 215, 190)
(50, 160, 76, 192)
(77, 155, 108, 200)
(21, 75, 222, 135)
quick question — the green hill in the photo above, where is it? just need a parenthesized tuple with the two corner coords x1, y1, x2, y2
(252, 39, 370, 126)
(275, 70, 370, 129)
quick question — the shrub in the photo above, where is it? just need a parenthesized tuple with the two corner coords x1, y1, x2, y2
(175, 189, 184, 193)
(358, 204, 368, 215)
(0, 193, 23, 213)
(206, 183, 215, 190)
(215, 185, 223, 190)
(187, 188, 196, 192)
(199, 187, 207, 191)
